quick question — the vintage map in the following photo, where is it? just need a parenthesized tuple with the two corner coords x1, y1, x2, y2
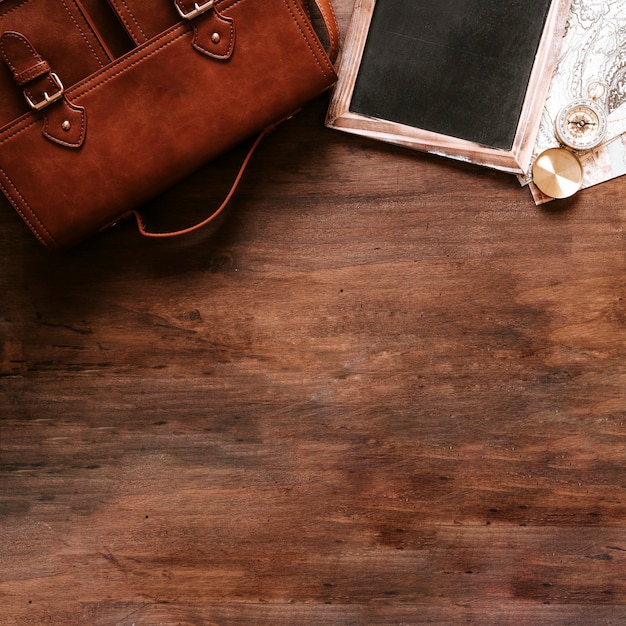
(521, 0, 626, 203)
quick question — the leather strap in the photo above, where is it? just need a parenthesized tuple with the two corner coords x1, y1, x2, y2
(0, 31, 86, 148)
(134, 0, 339, 240)
(0, 32, 61, 106)
(133, 129, 268, 238)
(310, 0, 340, 63)
(175, 0, 236, 59)
(1, 0, 339, 240)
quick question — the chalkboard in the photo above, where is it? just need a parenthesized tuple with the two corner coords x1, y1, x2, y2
(326, 0, 572, 174)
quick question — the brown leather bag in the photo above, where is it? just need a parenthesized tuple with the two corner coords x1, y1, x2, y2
(0, 0, 339, 249)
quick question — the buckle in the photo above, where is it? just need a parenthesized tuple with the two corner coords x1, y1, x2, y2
(176, 0, 215, 20)
(24, 72, 64, 111)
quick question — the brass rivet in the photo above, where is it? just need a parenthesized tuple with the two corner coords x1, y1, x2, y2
(61, 120, 71, 132)
(211, 32, 221, 44)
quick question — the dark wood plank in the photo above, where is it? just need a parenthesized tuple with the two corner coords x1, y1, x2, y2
(1, 1, 626, 623)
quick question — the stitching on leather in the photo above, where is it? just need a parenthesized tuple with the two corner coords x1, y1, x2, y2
(0, 116, 39, 143)
(0, 0, 110, 66)
(121, 0, 148, 42)
(108, 1, 141, 44)
(61, 0, 109, 66)
(70, 28, 189, 101)
(316, 0, 338, 60)
(0, 0, 31, 19)
(15, 60, 50, 85)
(0, 42, 13, 73)
(0, 168, 55, 246)
(0, 0, 334, 136)
(193, 38, 233, 60)
(290, 0, 336, 74)
(213, 0, 333, 76)
(0, 31, 26, 73)
(0, 31, 191, 143)
(0, 0, 333, 248)
(218, 0, 247, 12)
(43, 104, 86, 148)
(0, 80, 85, 145)
(193, 18, 235, 59)
(0, 32, 57, 102)
(112, 0, 148, 44)
(282, 0, 333, 80)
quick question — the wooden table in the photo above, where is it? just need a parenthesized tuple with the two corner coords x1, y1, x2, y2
(1, 3, 625, 623)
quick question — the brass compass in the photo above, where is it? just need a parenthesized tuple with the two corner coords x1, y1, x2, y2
(532, 83, 609, 199)
(554, 98, 608, 150)
(532, 147, 584, 199)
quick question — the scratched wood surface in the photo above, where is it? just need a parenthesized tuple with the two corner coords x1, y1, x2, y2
(1, 2, 626, 624)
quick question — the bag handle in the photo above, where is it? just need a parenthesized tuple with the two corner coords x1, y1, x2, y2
(132, 128, 267, 238)
(310, 0, 340, 63)
(133, 0, 339, 239)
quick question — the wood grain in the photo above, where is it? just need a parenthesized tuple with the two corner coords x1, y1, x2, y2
(1, 1, 626, 623)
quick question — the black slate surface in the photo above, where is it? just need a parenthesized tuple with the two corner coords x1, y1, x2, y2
(350, 0, 553, 150)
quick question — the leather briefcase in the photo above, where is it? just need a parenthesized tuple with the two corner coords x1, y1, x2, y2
(0, 0, 339, 249)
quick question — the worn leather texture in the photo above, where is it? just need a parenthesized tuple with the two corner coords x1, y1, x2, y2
(0, 0, 338, 248)
(107, 0, 181, 44)
(0, 0, 112, 127)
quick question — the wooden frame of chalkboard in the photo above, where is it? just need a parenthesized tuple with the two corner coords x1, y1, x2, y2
(326, 0, 572, 174)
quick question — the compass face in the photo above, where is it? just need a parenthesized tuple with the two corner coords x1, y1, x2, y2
(555, 98, 608, 150)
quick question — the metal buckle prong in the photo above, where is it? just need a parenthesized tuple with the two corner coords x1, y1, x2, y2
(176, 0, 215, 20)
(24, 72, 64, 111)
